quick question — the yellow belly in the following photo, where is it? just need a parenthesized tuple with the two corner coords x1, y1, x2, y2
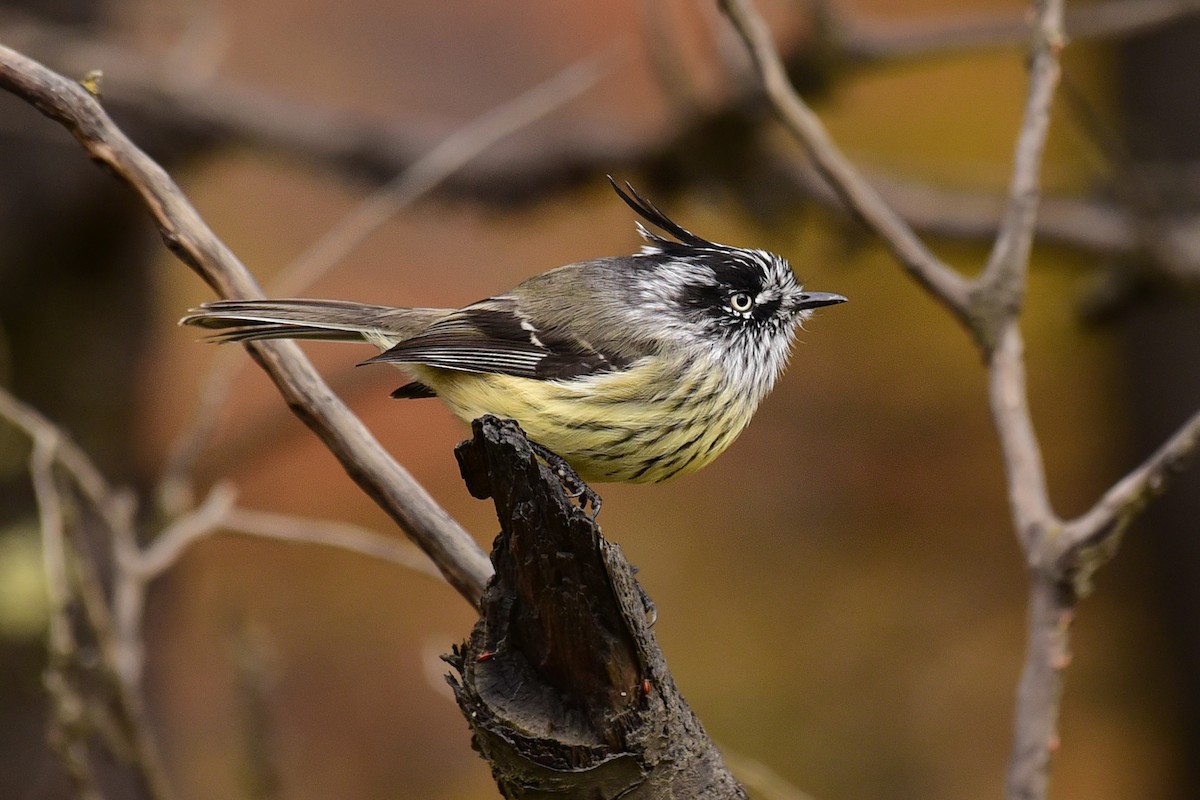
(408, 358, 757, 483)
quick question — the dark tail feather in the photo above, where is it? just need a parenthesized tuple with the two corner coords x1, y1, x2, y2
(390, 381, 437, 399)
(180, 299, 447, 345)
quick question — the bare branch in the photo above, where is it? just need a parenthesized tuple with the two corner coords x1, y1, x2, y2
(67, 531, 178, 800)
(1006, 577, 1072, 800)
(10, 389, 175, 800)
(3, 375, 453, 796)
(32, 424, 104, 800)
(135, 487, 446, 583)
(977, 0, 1065, 334)
(0, 380, 133, 539)
(30, 430, 73, 663)
(966, 5, 1070, 799)
(988, 325, 1056, 555)
(1061, 407, 1200, 556)
(134, 482, 239, 576)
(717, 0, 973, 321)
(715, 4, 1189, 800)
(0, 44, 493, 605)
(977, 0, 1065, 560)
(220, 507, 445, 580)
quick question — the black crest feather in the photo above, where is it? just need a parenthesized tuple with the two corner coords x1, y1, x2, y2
(607, 176, 711, 249)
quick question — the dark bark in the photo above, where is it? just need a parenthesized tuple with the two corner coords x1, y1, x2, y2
(449, 416, 746, 799)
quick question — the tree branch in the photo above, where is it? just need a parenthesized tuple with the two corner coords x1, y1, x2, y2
(988, 326, 1056, 554)
(975, 0, 1065, 345)
(9, 387, 176, 800)
(2, 379, 454, 798)
(1005, 576, 1073, 800)
(1061, 407, 1200, 559)
(0, 43, 493, 606)
(449, 416, 747, 798)
(30, 432, 106, 800)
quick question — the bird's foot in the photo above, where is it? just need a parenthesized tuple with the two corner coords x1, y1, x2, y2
(528, 440, 602, 518)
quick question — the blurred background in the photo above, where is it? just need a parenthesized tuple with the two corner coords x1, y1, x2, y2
(2, 0, 1199, 798)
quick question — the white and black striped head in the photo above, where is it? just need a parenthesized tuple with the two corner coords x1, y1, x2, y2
(610, 179, 845, 387)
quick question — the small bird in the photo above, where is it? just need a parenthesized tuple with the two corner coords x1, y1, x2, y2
(183, 179, 844, 507)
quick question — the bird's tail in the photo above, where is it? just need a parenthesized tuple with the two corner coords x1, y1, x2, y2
(180, 299, 448, 346)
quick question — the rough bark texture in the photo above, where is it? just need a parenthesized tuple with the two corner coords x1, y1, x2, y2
(448, 416, 746, 799)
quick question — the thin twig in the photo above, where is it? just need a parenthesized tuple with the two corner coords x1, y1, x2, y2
(32, 430, 104, 800)
(4, 390, 177, 800)
(67, 527, 178, 800)
(1, 385, 142, 685)
(221, 507, 446, 581)
(1061, 407, 1200, 556)
(976, 0, 1066, 334)
(136, 482, 446, 583)
(974, 7, 1069, 799)
(0, 44, 493, 605)
(30, 431, 74, 668)
(4, 375, 453, 797)
(28, 423, 127, 800)
(135, 482, 239, 577)
(0, 384, 132, 538)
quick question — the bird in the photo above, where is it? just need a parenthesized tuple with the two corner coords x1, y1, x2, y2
(182, 178, 845, 511)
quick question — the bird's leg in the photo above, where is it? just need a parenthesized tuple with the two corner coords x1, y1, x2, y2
(527, 440, 602, 518)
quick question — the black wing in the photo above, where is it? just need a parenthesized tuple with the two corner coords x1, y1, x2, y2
(363, 296, 629, 381)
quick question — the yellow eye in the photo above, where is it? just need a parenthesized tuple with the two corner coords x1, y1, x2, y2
(730, 292, 754, 313)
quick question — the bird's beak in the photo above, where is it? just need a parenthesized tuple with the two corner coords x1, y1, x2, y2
(794, 291, 847, 310)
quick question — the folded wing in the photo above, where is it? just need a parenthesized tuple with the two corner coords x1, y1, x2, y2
(363, 296, 630, 381)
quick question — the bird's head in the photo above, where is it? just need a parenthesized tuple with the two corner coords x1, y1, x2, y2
(609, 178, 846, 359)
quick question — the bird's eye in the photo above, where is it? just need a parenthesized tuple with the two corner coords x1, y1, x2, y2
(729, 292, 754, 313)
